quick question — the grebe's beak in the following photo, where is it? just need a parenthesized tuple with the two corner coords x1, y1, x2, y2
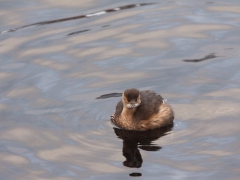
(127, 102, 139, 109)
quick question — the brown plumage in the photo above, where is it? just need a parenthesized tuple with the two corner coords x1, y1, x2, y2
(111, 88, 174, 131)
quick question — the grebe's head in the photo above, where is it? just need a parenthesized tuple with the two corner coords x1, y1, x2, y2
(122, 88, 141, 109)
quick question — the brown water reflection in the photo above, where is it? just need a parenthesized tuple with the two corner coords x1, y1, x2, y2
(114, 125, 173, 168)
(1, 0, 240, 179)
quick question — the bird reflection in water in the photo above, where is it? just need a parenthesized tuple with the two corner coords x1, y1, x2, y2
(113, 124, 173, 176)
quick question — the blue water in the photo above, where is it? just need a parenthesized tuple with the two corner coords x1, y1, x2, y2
(0, 0, 240, 179)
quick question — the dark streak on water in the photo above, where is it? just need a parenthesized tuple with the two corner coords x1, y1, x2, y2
(68, 25, 111, 36)
(183, 53, 218, 62)
(102, 25, 110, 28)
(67, 29, 91, 36)
(96, 93, 122, 99)
(129, 172, 142, 177)
(0, 3, 155, 35)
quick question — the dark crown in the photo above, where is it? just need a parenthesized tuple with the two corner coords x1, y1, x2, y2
(123, 88, 140, 101)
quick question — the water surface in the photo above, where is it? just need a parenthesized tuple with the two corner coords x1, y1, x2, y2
(0, 0, 240, 179)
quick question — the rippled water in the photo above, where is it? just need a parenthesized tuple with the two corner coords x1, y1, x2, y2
(1, 0, 240, 179)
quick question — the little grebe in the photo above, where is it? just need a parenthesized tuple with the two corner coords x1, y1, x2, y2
(111, 88, 174, 131)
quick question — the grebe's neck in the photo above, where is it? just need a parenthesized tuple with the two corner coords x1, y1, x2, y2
(121, 95, 137, 120)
